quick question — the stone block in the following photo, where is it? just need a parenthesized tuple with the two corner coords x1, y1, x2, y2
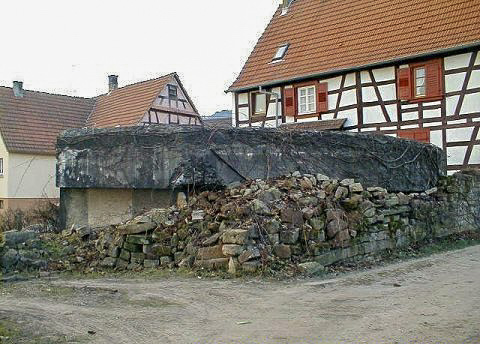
(119, 249, 131, 261)
(197, 245, 224, 260)
(100, 257, 117, 268)
(281, 208, 304, 226)
(298, 262, 325, 275)
(116, 259, 129, 270)
(144, 259, 160, 268)
(274, 244, 291, 259)
(118, 220, 156, 235)
(242, 261, 262, 273)
(222, 244, 243, 257)
(160, 256, 172, 266)
(280, 228, 300, 244)
(131, 252, 145, 264)
(123, 242, 143, 253)
(152, 244, 172, 257)
(109, 246, 121, 258)
(126, 235, 151, 245)
(264, 219, 281, 234)
(202, 233, 221, 246)
(194, 258, 229, 270)
(238, 248, 261, 264)
(222, 229, 249, 244)
(349, 183, 364, 193)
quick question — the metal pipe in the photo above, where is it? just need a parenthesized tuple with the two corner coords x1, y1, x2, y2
(257, 86, 280, 128)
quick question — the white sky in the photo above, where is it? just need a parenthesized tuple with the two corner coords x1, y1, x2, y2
(0, 0, 280, 116)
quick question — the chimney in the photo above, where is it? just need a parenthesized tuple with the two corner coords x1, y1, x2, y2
(13, 81, 24, 98)
(108, 75, 118, 92)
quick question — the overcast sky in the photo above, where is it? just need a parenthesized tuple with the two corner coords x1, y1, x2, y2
(0, 0, 279, 116)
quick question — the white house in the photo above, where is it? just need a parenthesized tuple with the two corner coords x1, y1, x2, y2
(228, 0, 480, 174)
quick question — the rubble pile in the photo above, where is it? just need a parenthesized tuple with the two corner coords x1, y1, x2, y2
(2, 170, 479, 277)
(91, 170, 480, 275)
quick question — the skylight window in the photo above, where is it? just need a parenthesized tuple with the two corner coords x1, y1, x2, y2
(272, 44, 289, 62)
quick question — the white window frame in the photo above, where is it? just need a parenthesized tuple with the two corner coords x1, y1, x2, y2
(297, 86, 316, 115)
(0, 158, 3, 176)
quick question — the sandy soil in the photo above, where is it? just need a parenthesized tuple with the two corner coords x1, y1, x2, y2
(1, 245, 479, 343)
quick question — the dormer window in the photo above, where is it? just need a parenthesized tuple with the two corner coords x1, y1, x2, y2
(168, 85, 178, 100)
(272, 44, 289, 62)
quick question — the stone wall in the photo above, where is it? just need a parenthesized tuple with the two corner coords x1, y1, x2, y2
(93, 170, 480, 274)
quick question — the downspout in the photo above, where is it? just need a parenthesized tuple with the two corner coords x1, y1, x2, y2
(257, 87, 280, 128)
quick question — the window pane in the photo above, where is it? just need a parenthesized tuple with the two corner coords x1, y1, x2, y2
(255, 93, 266, 113)
(300, 89, 306, 97)
(308, 95, 315, 104)
(415, 68, 425, 78)
(416, 77, 425, 87)
(416, 86, 425, 96)
(300, 104, 306, 113)
(307, 87, 315, 95)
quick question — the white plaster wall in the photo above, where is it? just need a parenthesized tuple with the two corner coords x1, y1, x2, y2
(476, 52, 480, 65)
(423, 109, 441, 119)
(152, 76, 196, 113)
(445, 73, 466, 93)
(385, 104, 398, 122)
(8, 153, 58, 199)
(344, 73, 356, 87)
(402, 112, 419, 121)
(232, 93, 237, 126)
(372, 67, 395, 82)
(444, 52, 471, 70)
(468, 70, 480, 89)
(470, 145, 480, 164)
(0, 133, 9, 199)
(360, 71, 371, 83)
(321, 76, 342, 90)
(446, 127, 474, 142)
(337, 110, 358, 126)
(430, 130, 443, 148)
(378, 84, 396, 101)
(446, 95, 460, 116)
(461, 94, 480, 114)
(339, 89, 356, 107)
(447, 146, 468, 165)
(362, 87, 377, 102)
(328, 94, 338, 110)
(363, 106, 384, 124)
(238, 93, 249, 105)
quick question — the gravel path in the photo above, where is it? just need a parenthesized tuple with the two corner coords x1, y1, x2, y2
(1, 245, 479, 343)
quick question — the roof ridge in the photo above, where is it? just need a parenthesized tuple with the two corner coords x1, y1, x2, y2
(0, 85, 94, 100)
(103, 72, 177, 95)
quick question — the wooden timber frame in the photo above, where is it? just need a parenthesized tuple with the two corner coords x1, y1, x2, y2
(232, 48, 480, 173)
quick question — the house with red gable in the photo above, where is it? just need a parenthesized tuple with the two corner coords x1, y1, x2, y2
(228, 0, 480, 174)
(0, 73, 201, 211)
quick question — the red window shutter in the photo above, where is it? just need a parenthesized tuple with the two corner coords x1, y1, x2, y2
(316, 82, 328, 113)
(425, 59, 443, 99)
(397, 67, 412, 100)
(284, 87, 296, 116)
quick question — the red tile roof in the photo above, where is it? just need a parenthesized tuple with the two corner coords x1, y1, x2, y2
(0, 73, 200, 155)
(229, 0, 480, 91)
(87, 74, 176, 128)
(0, 87, 95, 155)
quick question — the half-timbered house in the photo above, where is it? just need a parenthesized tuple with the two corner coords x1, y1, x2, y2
(228, 0, 480, 174)
(0, 73, 201, 211)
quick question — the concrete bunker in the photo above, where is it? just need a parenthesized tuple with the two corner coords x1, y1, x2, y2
(56, 126, 446, 228)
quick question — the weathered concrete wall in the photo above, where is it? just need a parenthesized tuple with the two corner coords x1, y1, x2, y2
(57, 126, 446, 194)
(60, 188, 175, 228)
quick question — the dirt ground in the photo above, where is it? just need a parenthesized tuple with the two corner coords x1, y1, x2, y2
(1, 245, 480, 344)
